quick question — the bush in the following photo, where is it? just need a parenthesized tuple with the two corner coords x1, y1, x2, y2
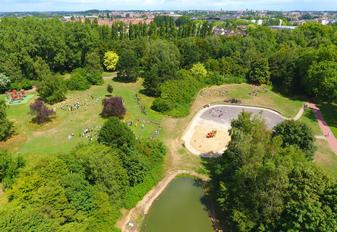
(107, 84, 113, 94)
(152, 69, 204, 117)
(10, 79, 33, 91)
(67, 69, 91, 91)
(0, 151, 25, 189)
(0, 100, 14, 141)
(152, 98, 174, 112)
(98, 117, 136, 152)
(101, 96, 126, 118)
(30, 99, 55, 124)
(38, 75, 67, 104)
(85, 68, 103, 85)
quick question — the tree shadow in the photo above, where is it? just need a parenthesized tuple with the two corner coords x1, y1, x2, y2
(270, 85, 308, 102)
(113, 75, 138, 83)
(317, 103, 337, 134)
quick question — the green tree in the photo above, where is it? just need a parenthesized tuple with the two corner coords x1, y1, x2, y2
(37, 75, 67, 104)
(85, 51, 102, 71)
(98, 117, 136, 152)
(0, 100, 14, 141)
(247, 56, 271, 85)
(190, 63, 207, 79)
(304, 61, 337, 103)
(273, 120, 315, 160)
(0, 151, 25, 189)
(142, 40, 180, 96)
(116, 49, 139, 82)
(103, 51, 119, 71)
(66, 68, 91, 91)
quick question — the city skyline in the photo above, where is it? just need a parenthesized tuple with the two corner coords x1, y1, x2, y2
(1, 0, 337, 12)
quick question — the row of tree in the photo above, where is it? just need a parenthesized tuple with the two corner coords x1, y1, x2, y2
(1, 17, 336, 103)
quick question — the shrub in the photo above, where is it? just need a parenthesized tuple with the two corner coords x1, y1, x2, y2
(107, 84, 113, 94)
(152, 98, 173, 112)
(37, 75, 67, 104)
(0, 73, 10, 93)
(30, 99, 55, 124)
(10, 79, 33, 91)
(0, 100, 14, 141)
(152, 69, 204, 116)
(0, 151, 25, 189)
(98, 117, 136, 152)
(67, 69, 91, 91)
(85, 68, 103, 85)
(101, 96, 126, 118)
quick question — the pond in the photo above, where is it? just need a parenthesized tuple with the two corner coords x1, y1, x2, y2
(141, 177, 213, 232)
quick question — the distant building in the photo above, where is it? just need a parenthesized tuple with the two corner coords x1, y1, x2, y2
(269, 25, 297, 30)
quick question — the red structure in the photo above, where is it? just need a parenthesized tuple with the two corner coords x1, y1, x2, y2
(206, 130, 217, 138)
(9, 89, 25, 101)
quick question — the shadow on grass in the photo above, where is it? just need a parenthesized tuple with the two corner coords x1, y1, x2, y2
(112, 76, 138, 83)
(270, 85, 308, 102)
(318, 103, 337, 136)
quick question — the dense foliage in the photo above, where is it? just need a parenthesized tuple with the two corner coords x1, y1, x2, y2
(210, 113, 337, 231)
(98, 117, 135, 151)
(273, 120, 315, 160)
(37, 75, 67, 104)
(0, 100, 14, 141)
(30, 99, 55, 124)
(0, 151, 25, 189)
(0, 18, 336, 104)
(101, 96, 126, 118)
(0, 140, 165, 231)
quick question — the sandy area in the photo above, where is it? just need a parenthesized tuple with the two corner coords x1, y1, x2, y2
(190, 123, 230, 155)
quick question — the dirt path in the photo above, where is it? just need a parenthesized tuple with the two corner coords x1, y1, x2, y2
(120, 170, 209, 232)
(309, 103, 337, 155)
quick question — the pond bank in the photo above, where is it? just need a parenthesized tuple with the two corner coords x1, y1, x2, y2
(120, 170, 209, 232)
(141, 177, 213, 232)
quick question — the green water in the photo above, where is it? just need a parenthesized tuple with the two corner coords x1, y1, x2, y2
(141, 177, 213, 232)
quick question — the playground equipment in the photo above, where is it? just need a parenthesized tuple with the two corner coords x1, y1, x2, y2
(206, 130, 217, 138)
(6, 89, 26, 103)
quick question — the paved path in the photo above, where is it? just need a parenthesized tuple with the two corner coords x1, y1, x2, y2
(308, 103, 337, 154)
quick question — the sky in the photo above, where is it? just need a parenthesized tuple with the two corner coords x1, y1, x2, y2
(1, 0, 337, 12)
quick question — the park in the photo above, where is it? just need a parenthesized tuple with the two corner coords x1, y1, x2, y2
(0, 16, 336, 232)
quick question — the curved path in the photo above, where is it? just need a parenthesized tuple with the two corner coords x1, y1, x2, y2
(121, 170, 209, 232)
(182, 104, 287, 156)
(309, 103, 337, 154)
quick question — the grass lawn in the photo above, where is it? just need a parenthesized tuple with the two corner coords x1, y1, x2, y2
(319, 103, 337, 138)
(0, 74, 164, 157)
(300, 109, 322, 136)
(315, 139, 337, 179)
(198, 84, 303, 118)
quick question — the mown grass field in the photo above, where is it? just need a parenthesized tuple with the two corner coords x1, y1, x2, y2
(315, 139, 337, 179)
(197, 84, 304, 118)
(0, 74, 164, 157)
(1, 79, 336, 180)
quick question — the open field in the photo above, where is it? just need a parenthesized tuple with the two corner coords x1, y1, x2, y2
(0, 75, 164, 157)
(315, 139, 337, 179)
(197, 84, 303, 118)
